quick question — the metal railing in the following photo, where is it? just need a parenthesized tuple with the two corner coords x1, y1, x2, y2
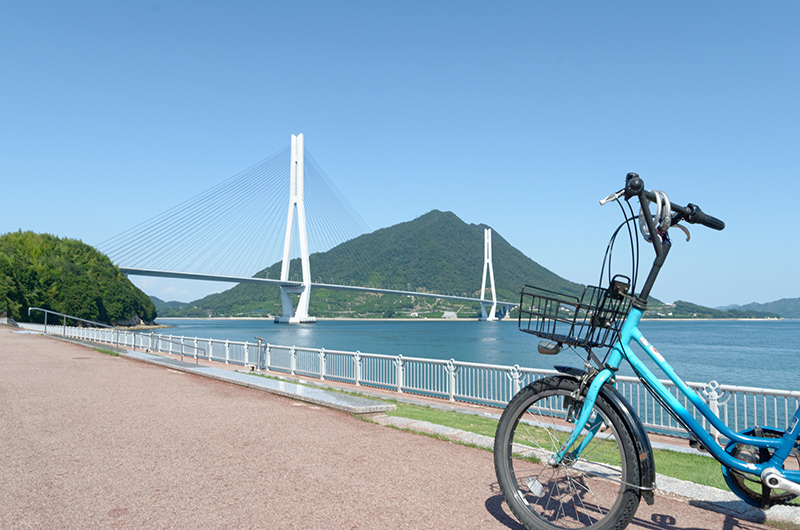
(20, 315, 800, 442)
(25, 308, 205, 363)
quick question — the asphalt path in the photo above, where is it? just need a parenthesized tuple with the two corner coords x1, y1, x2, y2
(0, 326, 783, 529)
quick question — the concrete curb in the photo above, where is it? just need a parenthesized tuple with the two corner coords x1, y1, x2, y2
(118, 349, 395, 415)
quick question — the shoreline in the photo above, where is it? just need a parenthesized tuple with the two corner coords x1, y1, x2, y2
(154, 316, 515, 322)
(153, 316, 790, 323)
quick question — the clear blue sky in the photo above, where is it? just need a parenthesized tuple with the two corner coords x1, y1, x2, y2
(2, 1, 798, 307)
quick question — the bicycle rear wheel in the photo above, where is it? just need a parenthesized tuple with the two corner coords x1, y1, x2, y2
(494, 376, 641, 530)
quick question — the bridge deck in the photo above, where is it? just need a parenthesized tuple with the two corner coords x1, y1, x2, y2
(120, 266, 518, 310)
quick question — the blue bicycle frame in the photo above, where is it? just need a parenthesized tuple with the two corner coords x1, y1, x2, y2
(557, 306, 800, 482)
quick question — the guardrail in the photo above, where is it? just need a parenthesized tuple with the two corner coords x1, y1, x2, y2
(25, 308, 205, 363)
(19, 315, 800, 442)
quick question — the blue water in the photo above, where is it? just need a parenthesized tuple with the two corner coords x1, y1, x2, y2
(155, 318, 800, 392)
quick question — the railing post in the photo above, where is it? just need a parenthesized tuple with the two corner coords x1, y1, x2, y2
(244, 342, 250, 366)
(446, 359, 457, 402)
(44, 311, 47, 335)
(319, 348, 326, 380)
(290, 346, 297, 375)
(193, 337, 198, 360)
(354, 351, 362, 386)
(395, 354, 404, 393)
(507, 365, 522, 403)
(703, 381, 722, 444)
(266, 343, 272, 370)
(225, 340, 230, 364)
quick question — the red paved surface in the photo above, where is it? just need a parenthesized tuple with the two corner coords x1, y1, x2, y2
(0, 326, 779, 529)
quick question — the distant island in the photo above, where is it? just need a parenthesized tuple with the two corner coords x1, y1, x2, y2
(719, 298, 800, 318)
(641, 300, 781, 320)
(151, 296, 783, 321)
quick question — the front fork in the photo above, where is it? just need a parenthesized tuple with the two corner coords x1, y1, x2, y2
(551, 368, 616, 465)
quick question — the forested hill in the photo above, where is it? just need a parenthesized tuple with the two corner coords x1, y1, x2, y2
(724, 298, 800, 318)
(162, 210, 584, 318)
(289, 209, 583, 302)
(0, 231, 157, 326)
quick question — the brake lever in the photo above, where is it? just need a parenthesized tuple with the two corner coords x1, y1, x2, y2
(599, 189, 625, 206)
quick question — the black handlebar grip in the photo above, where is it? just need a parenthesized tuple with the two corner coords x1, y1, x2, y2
(685, 203, 725, 231)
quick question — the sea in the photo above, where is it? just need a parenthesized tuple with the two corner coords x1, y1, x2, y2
(154, 318, 800, 393)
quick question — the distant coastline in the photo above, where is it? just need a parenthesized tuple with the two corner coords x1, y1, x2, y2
(155, 316, 506, 322)
(641, 317, 785, 322)
(154, 316, 788, 323)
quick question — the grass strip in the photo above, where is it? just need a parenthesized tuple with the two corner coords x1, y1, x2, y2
(385, 399, 731, 492)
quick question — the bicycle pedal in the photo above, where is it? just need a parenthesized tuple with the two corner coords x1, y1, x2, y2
(688, 434, 709, 453)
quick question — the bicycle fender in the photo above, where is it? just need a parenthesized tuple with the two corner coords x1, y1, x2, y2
(555, 365, 656, 505)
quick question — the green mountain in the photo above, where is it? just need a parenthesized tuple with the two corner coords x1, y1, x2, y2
(644, 300, 781, 319)
(161, 210, 584, 318)
(726, 298, 800, 318)
(150, 296, 188, 314)
(0, 231, 157, 326)
(155, 210, 780, 320)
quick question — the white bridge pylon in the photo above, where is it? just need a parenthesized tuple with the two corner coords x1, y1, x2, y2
(275, 133, 315, 323)
(479, 228, 499, 321)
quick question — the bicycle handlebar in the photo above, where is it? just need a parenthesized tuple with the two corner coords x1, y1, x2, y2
(624, 172, 725, 231)
(611, 172, 725, 310)
(681, 203, 725, 231)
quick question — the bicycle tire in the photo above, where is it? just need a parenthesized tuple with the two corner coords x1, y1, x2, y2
(494, 375, 641, 530)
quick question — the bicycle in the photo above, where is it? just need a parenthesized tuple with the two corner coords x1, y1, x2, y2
(493, 172, 800, 530)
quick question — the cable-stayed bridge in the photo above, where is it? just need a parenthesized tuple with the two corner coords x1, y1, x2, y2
(103, 134, 515, 323)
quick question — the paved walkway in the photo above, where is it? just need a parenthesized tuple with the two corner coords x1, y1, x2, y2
(0, 326, 794, 529)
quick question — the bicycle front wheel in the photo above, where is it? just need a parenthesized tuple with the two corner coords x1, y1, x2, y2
(494, 376, 641, 530)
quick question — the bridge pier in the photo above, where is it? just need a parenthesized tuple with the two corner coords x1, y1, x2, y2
(275, 284, 315, 324)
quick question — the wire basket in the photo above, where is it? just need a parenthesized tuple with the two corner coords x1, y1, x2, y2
(518, 281, 631, 350)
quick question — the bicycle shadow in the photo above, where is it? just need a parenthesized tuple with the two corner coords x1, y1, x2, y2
(482, 495, 526, 530)
(484, 495, 769, 530)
